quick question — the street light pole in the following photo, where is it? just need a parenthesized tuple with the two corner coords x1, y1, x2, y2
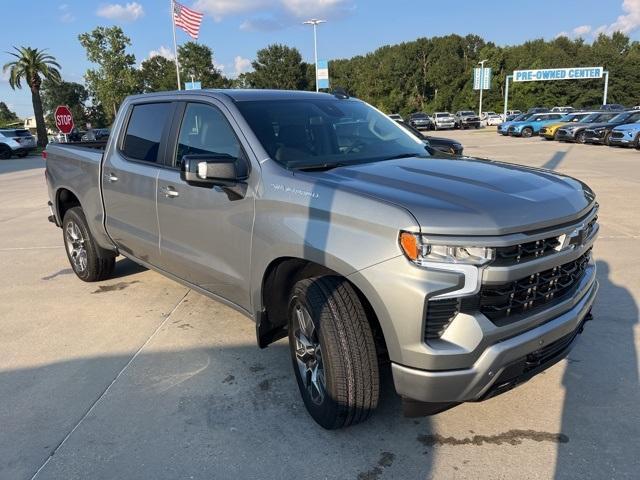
(478, 59, 487, 117)
(303, 19, 326, 92)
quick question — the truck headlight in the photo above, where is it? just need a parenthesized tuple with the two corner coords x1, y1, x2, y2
(399, 232, 495, 266)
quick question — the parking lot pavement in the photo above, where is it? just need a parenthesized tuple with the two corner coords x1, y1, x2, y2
(1, 133, 639, 480)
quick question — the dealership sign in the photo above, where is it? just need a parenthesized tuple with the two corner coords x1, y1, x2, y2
(513, 67, 604, 82)
(317, 59, 329, 89)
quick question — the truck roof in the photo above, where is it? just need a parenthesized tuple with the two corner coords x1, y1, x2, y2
(125, 89, 342, 103)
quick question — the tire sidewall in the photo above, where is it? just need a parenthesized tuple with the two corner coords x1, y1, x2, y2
(62, 207, 99, 281)
(0, 145, 11, 160)
(288, 289, 341, 428)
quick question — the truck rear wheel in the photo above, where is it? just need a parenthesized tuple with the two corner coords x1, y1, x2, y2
(288, 276, 379, 429)
(62, 207, 115, 282)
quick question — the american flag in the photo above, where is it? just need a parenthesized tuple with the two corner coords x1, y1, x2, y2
(173, 1, 204, 40)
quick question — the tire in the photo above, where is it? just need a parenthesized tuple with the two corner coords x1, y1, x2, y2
(17, 151, 28, 158)
(603, 132, 612, 147)
(576, 131, 587, 144)
(0, 144, 11, 160)
(521, 127, 533, 138)
(288, 276, 379, 429)
(62, 207, 115, 282)
(635, 134, 640, 150)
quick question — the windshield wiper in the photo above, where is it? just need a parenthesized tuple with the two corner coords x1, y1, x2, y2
(382, 153, 428, 161)
(290, 161, 347, 172)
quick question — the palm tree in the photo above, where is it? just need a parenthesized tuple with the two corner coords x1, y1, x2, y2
(3, 47, 61, 147)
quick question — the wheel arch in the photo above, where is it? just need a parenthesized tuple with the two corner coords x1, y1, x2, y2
(255, 256, 389, 360)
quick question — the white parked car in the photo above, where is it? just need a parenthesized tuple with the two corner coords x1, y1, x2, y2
(387, 113, 404, 122)
(0, 129, 37, 159)
(433, 112, 456, 130)
(485, 114, 503, 126)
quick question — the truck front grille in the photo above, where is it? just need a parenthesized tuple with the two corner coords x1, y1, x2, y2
(473, 250, 591, 325)
(494, 215, 597, 266)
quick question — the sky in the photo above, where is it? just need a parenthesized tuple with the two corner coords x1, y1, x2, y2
(1, 0, 638, 118)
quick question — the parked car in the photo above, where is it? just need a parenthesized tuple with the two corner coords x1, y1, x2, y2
(396, 120, 464, 155)
(608, 121, 640, 148)
(507, 113, 564, 137)
(45, 89, 599, 429)
(583, 110, 640, 145)
(551, 106, 574, 113)
(600, 104, 625, 111)
(432, 111, 456, 130)
(527, 107, 550, 114)
(388, 113, 404, 122)
(454, 110, 481, 129)
(407, 112, 434, 130)
(497, 112, 536, 135)
(556, 112, 619, 143)
(81, 128, 110, 141)
(539, 112, 594, 140)
(485, 114, 504, 126)
(0, 128, 37, 159)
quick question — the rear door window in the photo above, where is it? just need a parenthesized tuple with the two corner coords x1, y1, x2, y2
(122, 103, 171, 163)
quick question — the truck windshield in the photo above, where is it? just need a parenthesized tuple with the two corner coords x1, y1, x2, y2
(236, 98, 428, 169)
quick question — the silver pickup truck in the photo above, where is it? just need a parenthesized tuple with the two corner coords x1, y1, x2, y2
(45, 89, 599, 429)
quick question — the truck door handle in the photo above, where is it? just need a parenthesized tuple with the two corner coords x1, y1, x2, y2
(160, 186, 179, 198)
(105, 173, 118, 183)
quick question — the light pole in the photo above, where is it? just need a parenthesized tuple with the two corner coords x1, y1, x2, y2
(303, 18, 326, 92)
(478, 59, 488, 117)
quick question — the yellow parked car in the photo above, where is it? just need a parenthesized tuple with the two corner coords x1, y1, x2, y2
(539, 112, 594, 140)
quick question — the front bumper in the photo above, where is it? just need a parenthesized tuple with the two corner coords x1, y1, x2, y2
(609, 137, 634, 146)
(392, 276, 597, 403)
(555, 131, 576, 142)
(436, 122, 455, 129)
(584, 132, 606, 144)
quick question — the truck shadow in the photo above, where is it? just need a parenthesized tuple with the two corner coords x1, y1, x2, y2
(111, 257, 148, 278)
(554, 260, 639, 479)
(0, 346, 435, 480)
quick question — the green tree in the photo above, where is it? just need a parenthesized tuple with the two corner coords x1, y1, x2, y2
(78, 26, 141, 123)
(0, 102, 19, 126)
(177, 42, 227, 88)
(245, 44, 309, 90)
(2, 47, 61, 147)
(140, 55, 178, 92)
(41, 79, 89, 130)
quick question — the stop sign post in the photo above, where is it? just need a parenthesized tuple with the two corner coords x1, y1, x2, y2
(55, 105, 74, 139)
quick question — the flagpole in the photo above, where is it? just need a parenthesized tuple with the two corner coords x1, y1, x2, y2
(171, 0, 181, 90)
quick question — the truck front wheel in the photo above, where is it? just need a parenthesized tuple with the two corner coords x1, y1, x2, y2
(288, 276, 379, 429)
(62, 207, 115, 282)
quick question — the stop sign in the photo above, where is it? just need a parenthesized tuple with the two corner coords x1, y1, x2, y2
(55, 105, 74, 135)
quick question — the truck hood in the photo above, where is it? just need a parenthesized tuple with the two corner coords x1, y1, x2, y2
(314, 156, 595, 236)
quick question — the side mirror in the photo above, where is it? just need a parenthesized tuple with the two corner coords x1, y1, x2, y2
(180, 154, 246, 187)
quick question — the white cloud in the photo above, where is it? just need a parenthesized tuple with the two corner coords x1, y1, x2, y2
(58, 3, 75, 22)
(194, 0, 266, 21)
(97, 2, 145, 22)
(195, 0, 353, 29)
(234, 56, 252, 76)
(559, 0, 640, 38)
(149, 46, 175, 60)
(572, 25, 592, 37)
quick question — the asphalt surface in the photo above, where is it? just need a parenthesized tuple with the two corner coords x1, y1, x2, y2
(1, 132, 638, 480)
